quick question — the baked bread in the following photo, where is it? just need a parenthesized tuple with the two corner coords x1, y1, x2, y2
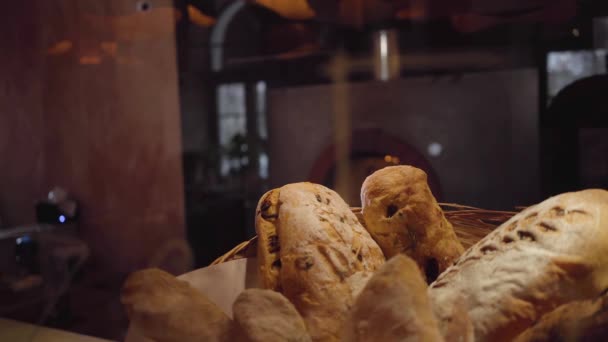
(429, 189, 608, 342)
(232, 288, 312, 342)
(360, 165, 463, 282)
(121, 268, 231, 342)
(436, 294, 475, 342)
(514, 291, 608, 342)
(342, 254, 444, 342)
(255, 182, 385, 342)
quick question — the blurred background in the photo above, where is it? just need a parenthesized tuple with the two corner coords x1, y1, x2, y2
(0, 0, 607, 340)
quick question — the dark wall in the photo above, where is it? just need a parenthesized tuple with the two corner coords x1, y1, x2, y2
(0, 1, 186, 275)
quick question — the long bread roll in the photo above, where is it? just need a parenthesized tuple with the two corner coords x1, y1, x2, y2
(232, 288, 312, 342)
(121, 268, 231, 342)
(429, 189, 608, 342)
(514, 291, 608, 342)
(255, 182, 385, 342)
(361, 165, 463, 282)
(342, 254, 445, 342)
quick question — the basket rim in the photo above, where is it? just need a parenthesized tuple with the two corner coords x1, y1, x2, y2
(210, 203, 519, 266)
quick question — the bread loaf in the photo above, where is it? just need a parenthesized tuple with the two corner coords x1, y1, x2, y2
(429, 189, 608, 342)
(342, 254, 444, 342)
(514, 291, 608, 342)
(360, 165, 463, 282)
(232, 288, 312, 342)
(121, 268, 231, 342)
(255, 182, 385, 342)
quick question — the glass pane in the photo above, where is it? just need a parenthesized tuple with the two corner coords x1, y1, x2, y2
(3, 2, 608, 341)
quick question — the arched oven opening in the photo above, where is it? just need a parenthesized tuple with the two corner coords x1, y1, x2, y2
(309, 129, 442, 206)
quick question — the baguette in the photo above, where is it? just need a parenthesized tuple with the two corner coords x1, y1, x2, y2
(255, 182, 385, 342)
(429, 189, 608, 342)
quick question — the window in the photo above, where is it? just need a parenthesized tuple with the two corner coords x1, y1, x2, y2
(217, 83, 246, 176)
(216, 82, 269, 179)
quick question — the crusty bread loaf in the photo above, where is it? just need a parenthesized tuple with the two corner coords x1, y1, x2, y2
(429, 189, 608, 342)
(514, 291, 608, 342)
(360, 165, 464, 282)
(232, 288, 312, 342)
(255, 182, 385, 342)
(342, 254, 444, 342)
(439, 295, 475, 342)
(256, 188, 282, 291)
(121, 268, 231, 342)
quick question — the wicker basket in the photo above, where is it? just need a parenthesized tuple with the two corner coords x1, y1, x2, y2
(211, 204, 518, 266)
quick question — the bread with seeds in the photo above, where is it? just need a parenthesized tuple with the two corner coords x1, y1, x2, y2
(429, 189, 608, 342)
(255, 182, 385, 342)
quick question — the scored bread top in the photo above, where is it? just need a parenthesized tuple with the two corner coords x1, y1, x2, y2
(255, 182, 385, 342)
(429, 189, 608, 342)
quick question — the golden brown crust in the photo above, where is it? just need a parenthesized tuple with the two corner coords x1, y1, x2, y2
(232, 289, 312, 342)
(255, 182, 385, 342)
(360, 165, 464, 282)
(514, 293, 608, 342)
(255, 189, 282, 291)
(342, 255, 445, 342)
(430, 294, 474, 342)
(430, 189, 608, 342)
(121, 268, 231, 342)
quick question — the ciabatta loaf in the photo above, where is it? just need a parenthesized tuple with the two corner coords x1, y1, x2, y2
(429, 189, 608, 342)
(361, 165, 463, 282)
(255, 182, 385, 342)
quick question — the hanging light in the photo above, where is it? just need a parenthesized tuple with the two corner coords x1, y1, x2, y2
(373, 29, 400, 81)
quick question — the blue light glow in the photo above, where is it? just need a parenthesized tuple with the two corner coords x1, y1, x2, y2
(16, 235, 32, 245)
(59, 215, 66, 223)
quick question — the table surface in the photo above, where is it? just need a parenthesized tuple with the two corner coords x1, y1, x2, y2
(0, 318, 114, 342)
